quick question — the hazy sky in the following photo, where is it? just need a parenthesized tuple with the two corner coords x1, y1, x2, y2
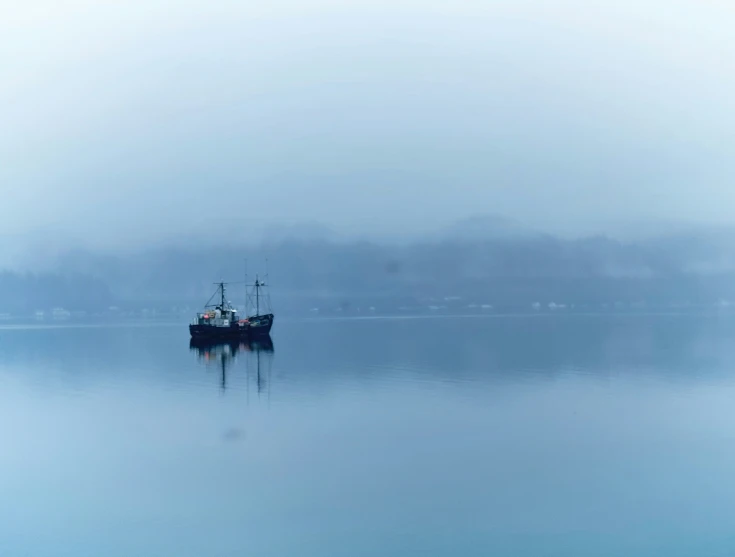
(2, 0, 735, 247)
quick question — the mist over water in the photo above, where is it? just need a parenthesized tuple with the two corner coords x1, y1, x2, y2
(1, 213, 735, 321)
(3, 1, 735, 315)
(3, 1, 735, 555)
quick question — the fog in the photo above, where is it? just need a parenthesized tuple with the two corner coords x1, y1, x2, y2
(4, 1, 735, 315)
(2, 0, 735, 250)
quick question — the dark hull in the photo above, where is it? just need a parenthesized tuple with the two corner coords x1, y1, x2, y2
(189, 324, 248, 340)
(246, 313, 274, 336)
(189, 314, 274, 340)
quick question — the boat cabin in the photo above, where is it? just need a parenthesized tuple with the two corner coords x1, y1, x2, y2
(196, 306, 240, 327)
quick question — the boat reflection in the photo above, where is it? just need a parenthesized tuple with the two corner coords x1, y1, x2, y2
(190, 335, 274, 392)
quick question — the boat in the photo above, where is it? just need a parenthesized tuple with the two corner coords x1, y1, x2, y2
(189, 277, 274, 340)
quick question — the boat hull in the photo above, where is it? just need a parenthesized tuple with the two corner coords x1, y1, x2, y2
(189, 324, 248, 340)
(246, 313, 274, 336)
(189, 314, 274, 340)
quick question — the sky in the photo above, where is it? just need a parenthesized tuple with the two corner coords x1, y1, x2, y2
(2, 0, 735, 249)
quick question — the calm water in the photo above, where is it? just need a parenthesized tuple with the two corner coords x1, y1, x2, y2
(2, 315, 735, 556)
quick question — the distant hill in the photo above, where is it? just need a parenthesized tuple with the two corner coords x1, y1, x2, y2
(27, 220, 735, 316)
(6, 216, 735, 316)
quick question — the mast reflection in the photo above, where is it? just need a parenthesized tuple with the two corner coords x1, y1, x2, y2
(190, 336, 274, 393)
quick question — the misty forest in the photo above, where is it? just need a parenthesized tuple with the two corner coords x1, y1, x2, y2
(6, 216, 735, 319)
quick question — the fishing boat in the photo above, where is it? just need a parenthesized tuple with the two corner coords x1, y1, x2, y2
(189, 277, 274, 340)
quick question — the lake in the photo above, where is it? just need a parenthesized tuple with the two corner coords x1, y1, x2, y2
(2, 314, 735, 556)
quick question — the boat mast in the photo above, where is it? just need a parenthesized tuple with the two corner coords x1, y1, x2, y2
(244, 267, 268, 318)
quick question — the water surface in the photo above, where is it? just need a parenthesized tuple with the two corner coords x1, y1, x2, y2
(1, 315, 735, 556)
